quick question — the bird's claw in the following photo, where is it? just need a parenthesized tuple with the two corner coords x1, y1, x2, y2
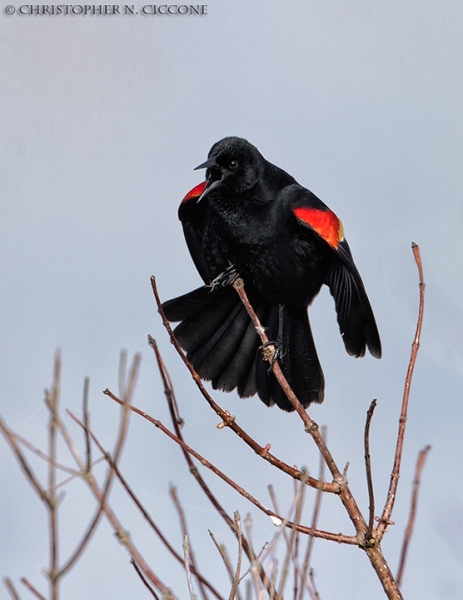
(259, 340, 284, 370)
(208, 265, 239, 290)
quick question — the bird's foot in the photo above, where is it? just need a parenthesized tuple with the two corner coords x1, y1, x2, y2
(259, 340, 284, 369)
(208, 265, 239, 290)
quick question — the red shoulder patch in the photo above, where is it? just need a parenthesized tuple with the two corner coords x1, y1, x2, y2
(293, 207, 344, 249)
(182, 181, 207, 203)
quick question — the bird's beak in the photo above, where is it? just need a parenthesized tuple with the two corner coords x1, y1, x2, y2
(194, 154, 222, 201)
(194, 155, 218, 171)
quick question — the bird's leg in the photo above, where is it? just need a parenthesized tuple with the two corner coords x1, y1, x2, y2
(208, 264, 239, 290)
(277, 304, 285, 353)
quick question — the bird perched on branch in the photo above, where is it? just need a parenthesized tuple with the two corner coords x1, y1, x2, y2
(162, 137, 381, 411)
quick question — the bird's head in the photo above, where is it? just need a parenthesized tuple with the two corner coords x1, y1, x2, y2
(195, 137, 263, 199)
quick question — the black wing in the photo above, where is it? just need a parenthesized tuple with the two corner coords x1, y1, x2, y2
(325, 238, 381, 358)
(178, 183, 214, 284)
(290, 190, 381, 359)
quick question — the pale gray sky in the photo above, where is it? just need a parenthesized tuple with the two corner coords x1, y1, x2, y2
(1, 1, 462, 598)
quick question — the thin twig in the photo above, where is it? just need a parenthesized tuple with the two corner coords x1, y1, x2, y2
(309, 569, 320, 600)
(131, 560, 161, 599)
(396, 445, 431, 587)
(267, 487, 291, 597)
(170, 486, 209, 600)
(245, 580, 252, 600)
(3, 578, 21, 600)
(277, 477, 307, 597)
(270, 559, 279, 599)
(377, 243, 425, 541)
(364, 400, 377, 543)
(0, 418, 49, 505)
(119, 349, 127, 399)
(44, 352, 60, 600)
(13, 432, 77, 476)
(20, 579, 46, 600)
(228, 512, 243, 600)
(183, 536, 197, 600)
(243, 515, 265, 599)
(82, 377, 92, 473)
(298, 428, 327, 600)
(208, 532, 242, 600)
(293, 477, 301, 600)
(53, 457, 105, 491)
(267, 479, 318, 600)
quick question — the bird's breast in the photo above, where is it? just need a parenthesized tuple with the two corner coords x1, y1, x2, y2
(204, 225, 330, 306)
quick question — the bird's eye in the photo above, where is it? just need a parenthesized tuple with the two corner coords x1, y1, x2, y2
(228, 160, 239, 170)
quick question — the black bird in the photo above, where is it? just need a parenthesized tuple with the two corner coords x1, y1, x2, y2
(162, 137, 381, 411)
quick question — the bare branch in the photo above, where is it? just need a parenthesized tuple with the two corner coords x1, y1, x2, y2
(228, 512, 243, 600)
(299, 428, 327, 600)
(3, 578, 21, 600)
(53, 458, 105, 491)
(119, 349, 128, 399)
(82, 377, 92, 473)
(309, 569, 321, 600)
(277, 477, 307, 597)
(266, 478, 318, 600)
(20, 578, 46, 600)
(0, 418, 49, 505)
(130, 560, 161, 599)
(12, 432, 77, 477)
(170, 486, 209, 600)
(2, 354, 164, 597)
(245, 580, 252, 600)
(396, 445, 431, 587)
(364, 400, 377, 543)
(243, 515, 265, 599)
(183, 536, 197, 600)
(378, 243, 425, 540)
(208, 532, 241, 600)
(44, 351, 60, 599)
(153, 256, 424, 598)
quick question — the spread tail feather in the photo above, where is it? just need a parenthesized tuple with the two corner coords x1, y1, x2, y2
(162, 288, 324, 411)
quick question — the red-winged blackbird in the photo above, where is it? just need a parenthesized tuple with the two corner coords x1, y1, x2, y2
(162, 137, 381, 411)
